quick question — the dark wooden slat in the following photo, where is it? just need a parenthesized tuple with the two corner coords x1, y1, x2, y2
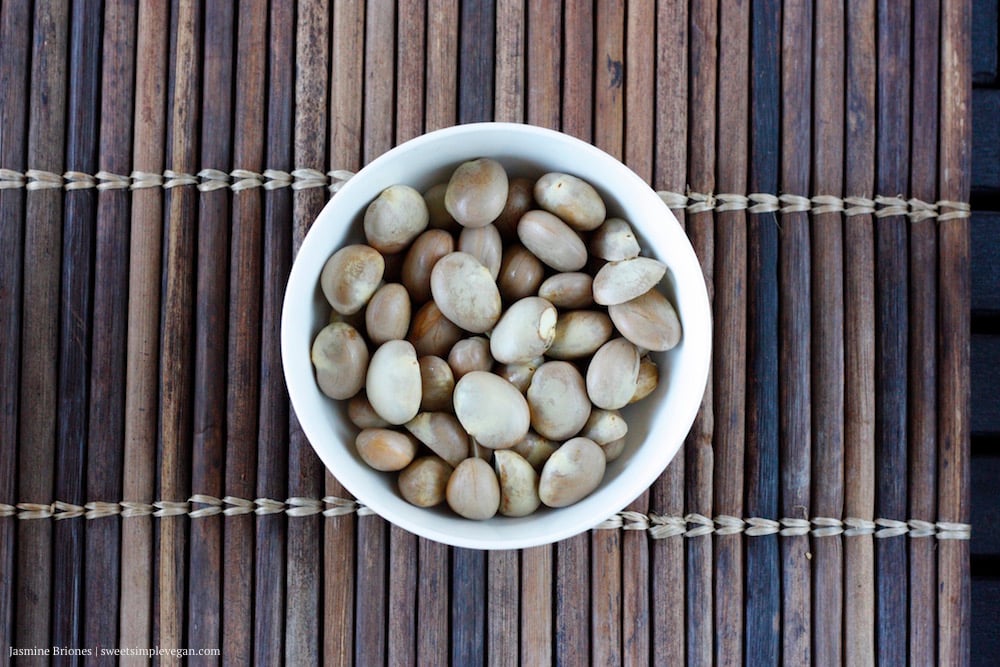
(494, 0, 524, 124)
(452, 548, 487, 665)
(288, 1, 329, 664)
(972, 334, 1000, 435)
(52, 0, 101, 654)
(685, 0, 716, 662)
(714, 2, 749, 664)
(810, 1, 846, 664)
(223, 2, 267, 663)
(972, 0, 998, 83)
(397, 0, 427, 142)
(486, 550, 519, 666)
(526, 0, 559, 129)
(910, 1, 942, 662)
(0, 0, 31, 652)
(972, 89, 1000, 193)
(744, 0, 780, 663)
(425, 0, 459, 131)
(592, 4, 625, 664)
(17, 0, 69, 655)
(875, 2, 911, 662)
(938, 5, 973, 663)
(187, 1, 235, 657)
(562, 0, 593, 141)
(159, 0, 202, 658)
(843, 0, 878, 661)
(326, 2, 361, 663)
(649, 1, 687, 662)
(254, 1, 294, 661)
(417, 539, 450, 666)
(120, 0, 168, 653)
(458, 0, 494, 124)
(85, 0, 137, 657)
(780, 1, 813, 662)
(972, 213, 1000, 313)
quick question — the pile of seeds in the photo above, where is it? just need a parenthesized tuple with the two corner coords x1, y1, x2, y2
(311, 158, 681, 520)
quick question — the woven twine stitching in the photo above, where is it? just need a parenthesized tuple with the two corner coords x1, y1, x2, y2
(0, 168, 971, 221)
(0, 498, 970, 539)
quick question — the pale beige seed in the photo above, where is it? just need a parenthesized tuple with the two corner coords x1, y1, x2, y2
(347, 393, 391, 429)
(409, 301, 464, 357)
(630, 356, 660, 403)
(489, 297, 557, 365)
(601, 436, 627, 463)
(423, 183, 460, 231)
(546, 310, 614, 360)
(538, 437, 607, 507)
(311, 321, 369, 400)
(418, 355, 455, 412)
(447, 336, 493, 380)
(533, 172, 607, 231)
(458, 224, 503, 279)
(453, 371, 531, 449)
(592, 256, 668, 306)
(493, 177, 535, 241)
(586, 337, 641, 410)
(445, 158, 509, 228)
(494, 450, 541, 517)
(404, 412, 470, 466)
(580, 408, 629, 445)
(401, 229, 455, 304)
(320, 244, 385, 316)
(363, 184, 430, 253)
(537, 272, 594, 309)
(589, 217, 641, 261)
(430, 252, 503, 333)
(516, 209, 588, 272)
(494, 356, 544, 394)
(497, 244, 546, 303)
(511, 431, 558, 471)
(607, 288, 682, 351)
(446, 457, 501, 520)
(365, 282, 411, 344)
(355, 428, 419, 472)
(526, 361, 591, 441)
(398, 456, 453, 507)
(365, 340, 422, 425)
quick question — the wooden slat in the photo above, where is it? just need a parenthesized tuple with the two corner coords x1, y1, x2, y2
(254, 1, 294, 661)
(121, 0, 168, 654)
(188, 1, 234, 657)
(159, 1, 201, 660)
(875, 2, 911, 661)
(0, 0, 31, 651)
(288, 1, 328, 664)
(714, 1, 749, 663)
(17, 1, 69, 655)
(810, 1, 846, 664)
(686, 0, 716, 663)
(744, 0, 781, 662)
(649, 0, 688, 662)
(909, 0, 942, 662)
(843, 0, 878, 661)
(224, 2, 267, 662)
(53, 0, 101, 654)
(780, 1, 813, 662)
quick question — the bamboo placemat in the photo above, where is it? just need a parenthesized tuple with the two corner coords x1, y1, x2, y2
(0, 0, 972, 664)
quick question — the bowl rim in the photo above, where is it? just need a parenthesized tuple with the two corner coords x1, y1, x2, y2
(281, 121, 712, 550)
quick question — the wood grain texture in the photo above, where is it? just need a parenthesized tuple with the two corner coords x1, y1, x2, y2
(744, 0, 780, 663)
(526, 0, 559, 129)
(120, 0, 168, 654)
(159, 1, 202, 660)
(810, 2, 845, 664)
(417, 539, 450, 666)
(875, 2, 911, 663)
(686, 1, 716, 663)
(487, 550, 519, 666)
(255, 3, 294, 662)
(17, 0, 68, 655)
(714, 2, 748, 664)
(939, 0, 973, 663)
(223, 2, 267, 662)
(649, 1, 688, 663)
(0, 0, 31, 652)
(458, 0, 495, 124)
(188, 1, 234, 657)
(426, 0, 459, 130)
(495, 0, 525, 124)
(843, 0, 877, 662)
(909, 1, 942, 663)
(780, 1, 813, 663)
(288, 2, 329, 664)
(53, 0, 101, 654)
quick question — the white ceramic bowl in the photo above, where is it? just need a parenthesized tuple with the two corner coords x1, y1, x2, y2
(281, 122, 711, 550)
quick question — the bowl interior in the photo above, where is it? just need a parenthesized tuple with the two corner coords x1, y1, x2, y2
(281, 122, 711, 550)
